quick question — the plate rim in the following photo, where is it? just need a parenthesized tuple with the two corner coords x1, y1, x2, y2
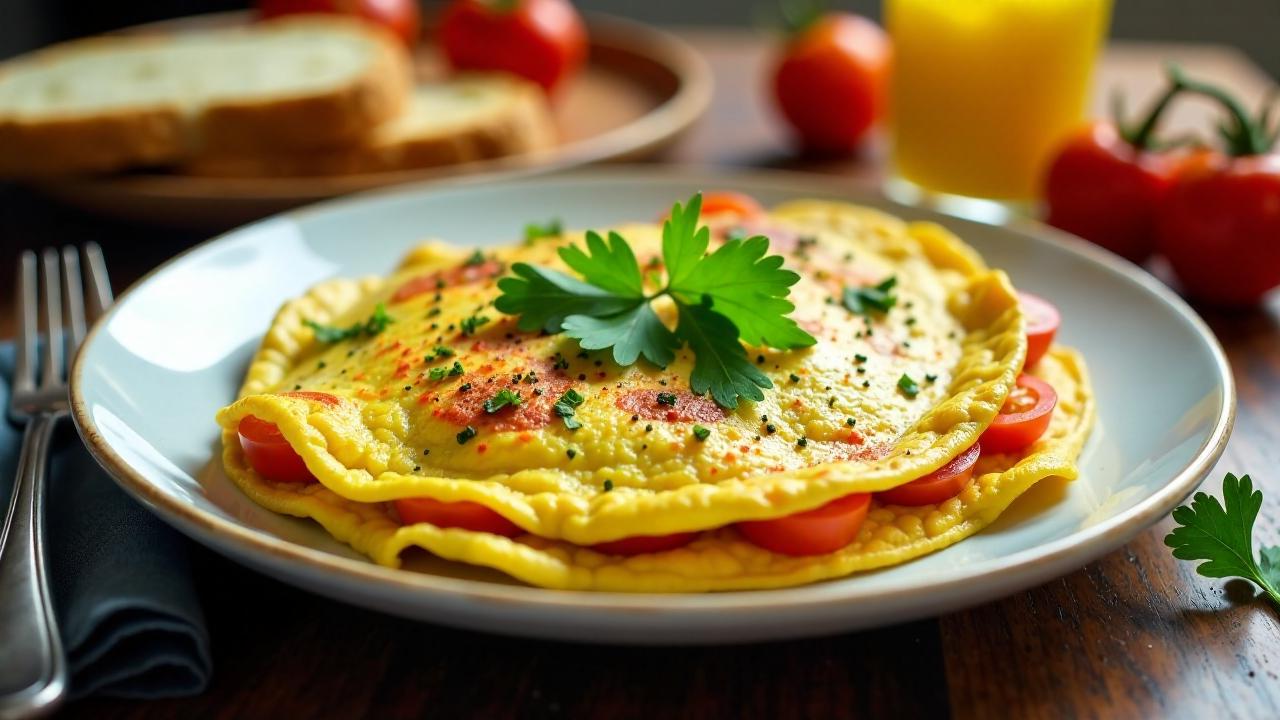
(69, 165, 1236, 613)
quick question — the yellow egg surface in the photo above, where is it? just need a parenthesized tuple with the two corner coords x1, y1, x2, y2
(216, 201, 1033, 549)
(221, 347, 1092, 592)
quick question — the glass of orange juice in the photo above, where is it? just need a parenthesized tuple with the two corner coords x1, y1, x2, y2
(885, 0, 1112, 213)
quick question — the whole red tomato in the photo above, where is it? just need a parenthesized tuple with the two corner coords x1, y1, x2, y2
(1158, 152, 1280, 306)
(1044, 122, 1183, 263)
(1155, 71, 1280, 307)
(1041, 75, 1194, 264)
(771, 13, 890, 153)
(258, 0, 421, 46)
(439, 0, 587, 93)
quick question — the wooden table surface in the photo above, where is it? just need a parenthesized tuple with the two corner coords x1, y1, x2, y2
(1, 32, 1276, 719)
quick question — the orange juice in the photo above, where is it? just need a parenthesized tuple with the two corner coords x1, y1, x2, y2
(886, 0, 1111, 200)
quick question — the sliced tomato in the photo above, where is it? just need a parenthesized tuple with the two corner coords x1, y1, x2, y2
(980, 374, 1057, 454)
(238, 415, 315, 483)
(1019, 292, 1060, 368)
(591, 532, 699, 556)
(877, 443, 981, 506)
(237, 391, 340, 483)
(697, 191, 764, 219)
(736, 493, 871, 557)
(394, 498, 523, 537)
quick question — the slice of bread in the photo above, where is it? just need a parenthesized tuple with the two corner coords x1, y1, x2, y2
(0, 17, 411, 177)
(182, 74, 558, 177)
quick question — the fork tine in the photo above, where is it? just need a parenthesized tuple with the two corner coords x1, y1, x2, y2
(82, 242, 113, 320)
(38, 248, 63, 389)
(13, 251, 37, 394)
(60, 246, 87, 353)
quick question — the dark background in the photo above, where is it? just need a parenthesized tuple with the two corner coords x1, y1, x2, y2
(3, 0, 1278, 80)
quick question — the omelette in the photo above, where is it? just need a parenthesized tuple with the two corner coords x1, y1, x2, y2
(215, 198, 1095, 592)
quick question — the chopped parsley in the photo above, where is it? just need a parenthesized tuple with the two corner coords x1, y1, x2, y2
(456, 426, 477, 444)
(842, 277, 898, 317)
(305, 303, 393, 343)
(553, 388, 585, 430)
(524, 218, 564, 243)
(897, 374, 920, 399)
(925, 373, 938, 383)
(656, 392, 677, 406)
(464, 250, 487, 266)
(796, 437, 808, 448)
(566, 448, 578, 459)
(483, 388, 522, 413)
(692, 425, 711, 441)
(447, 361, 465, 377)
(495, 193, 815, 409)
(427, 367, 447, 381)
(845, 417, 856, 427)
(603, 479, 614, 492)
(460, 314, 490, 336)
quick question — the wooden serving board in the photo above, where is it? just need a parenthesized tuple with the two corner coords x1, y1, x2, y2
(31, 11, 712, 229)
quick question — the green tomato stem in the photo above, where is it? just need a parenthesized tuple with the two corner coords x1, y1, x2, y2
(1119, 67, 1188, 151)
(1167, 65, 1276, 156)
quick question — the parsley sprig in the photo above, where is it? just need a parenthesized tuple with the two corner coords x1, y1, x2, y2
(495, 194, 816, 408)
(1165, 473, 1280, 608)
(305, 303, 393, 343)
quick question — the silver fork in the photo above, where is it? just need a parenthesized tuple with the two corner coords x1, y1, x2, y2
(0, 245, 111, 719)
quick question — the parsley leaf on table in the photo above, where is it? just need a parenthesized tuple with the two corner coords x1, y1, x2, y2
(1165, 473, 1280, 607)
(305, 303, 393, 343)
(494, 194, 815, 409)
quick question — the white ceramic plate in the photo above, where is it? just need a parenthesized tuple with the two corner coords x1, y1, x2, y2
(70, 168, 1234, 644)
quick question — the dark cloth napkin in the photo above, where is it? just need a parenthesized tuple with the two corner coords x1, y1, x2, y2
(0, 343, 211, 699)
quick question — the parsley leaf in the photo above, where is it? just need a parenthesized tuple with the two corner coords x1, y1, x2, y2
(563, 304, 680, 367)
(483, 388, 522, 413)
(662, 194, 712, 287)
(1165, 473, 1280, 607)
(495, 193, 813, 409)
(495, 264, 640, 333)
(678, 300, 772, 408)
(843, 277, 898, 316)
(560, 230, 646, 298)
(305, 303, 393, 343)
(669, 232, 814, 349)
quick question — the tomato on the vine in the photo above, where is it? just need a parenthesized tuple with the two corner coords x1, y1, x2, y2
(1155, 71, 1280, 306)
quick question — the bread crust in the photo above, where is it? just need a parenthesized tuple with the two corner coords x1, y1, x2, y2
(0, 17, 411, 177)
(184, 77, 557, 177)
